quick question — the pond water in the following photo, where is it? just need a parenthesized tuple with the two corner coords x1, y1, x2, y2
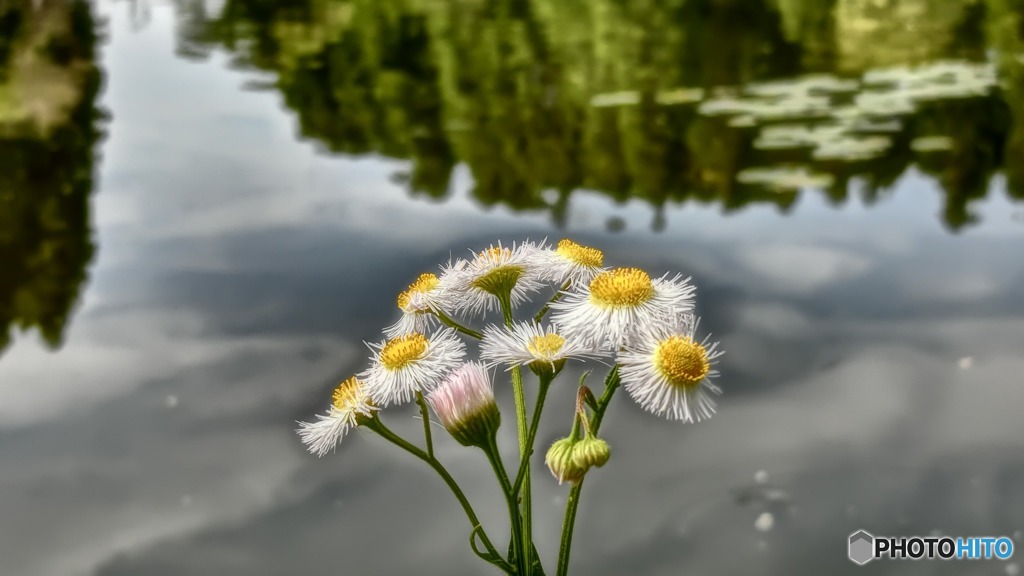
(2, 0, 1024, 575)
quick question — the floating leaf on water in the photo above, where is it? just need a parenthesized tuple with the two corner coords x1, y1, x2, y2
(753, 136, 806, 150)
(803, 75, 860, 94)
(745, 78, 814, 98)
(655, 87, 704, 106)
(911, 135, 955, 152)
(863, 65, 913, 86)
(746, 74, 859, 98)
(698, 97, 759, 116)
(728, 115, 757, 128)
(770, 95, 833, 118)
(737, 166, 835, 190)
(755, 123, 848, 150)
(590, 91, 641, 108)
(863, 60, 997, 99)
(812, 136, 892, 161)
(829, 105, 862, 121)
(848, 118, 903, 133)
(905, 81, 995, 102)
(854, 90, 917, 116)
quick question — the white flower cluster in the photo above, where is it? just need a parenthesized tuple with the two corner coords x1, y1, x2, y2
(297, 238, 723, 457)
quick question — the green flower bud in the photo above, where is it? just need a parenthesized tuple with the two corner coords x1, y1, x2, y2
(545, 437, 586, 485)
(572, 435, 611, 470)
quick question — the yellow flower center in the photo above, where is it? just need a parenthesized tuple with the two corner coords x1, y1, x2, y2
(527, 333, 566, 360)
(588, 268, 655, 308)
(332, 376, 363, 410)
(654, 336, 709, 388)
(556, 239, 603, 267)
(379, 333, 429, 370)
(397, 273, 440, 310)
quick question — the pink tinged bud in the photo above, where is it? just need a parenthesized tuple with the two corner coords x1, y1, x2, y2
(427, 362, 501, 447)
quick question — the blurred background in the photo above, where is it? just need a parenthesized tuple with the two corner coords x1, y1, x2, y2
(1, 0, 1023, 574)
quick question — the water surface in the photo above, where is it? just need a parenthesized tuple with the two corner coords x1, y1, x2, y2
(2, 1, 1024, 575)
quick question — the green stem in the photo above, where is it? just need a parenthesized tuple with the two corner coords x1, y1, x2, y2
(498, 292, 533, 575)
(415, 391, 434, 459)
(484, 433, 527, 576)
(434, 309, 484, 339)
(557, 483, 583, 576)
(533, 282, 570, 323)
(512, 374, 552, 496)
(367, 417, 513, 574)
(555, 366, 621, 576)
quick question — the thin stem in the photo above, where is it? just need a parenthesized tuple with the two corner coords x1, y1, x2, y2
(498, 292, 533, 575)
(366, 417, 513, 574)
(415, 391, 434, 459)
(555, 366, 621, 576)
(533, 282, 570, 323)
(484, 433, 527, 576)
(589, 366, 620, 434)
(512, 374, 552, 496)
(557, 483, 583, 576)
(434, 309, 484, 339)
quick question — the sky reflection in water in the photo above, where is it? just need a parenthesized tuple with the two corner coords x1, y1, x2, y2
(1, 1, 1023, 575)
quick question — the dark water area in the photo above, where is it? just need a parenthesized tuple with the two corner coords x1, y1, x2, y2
(1, 0, 1023, 575)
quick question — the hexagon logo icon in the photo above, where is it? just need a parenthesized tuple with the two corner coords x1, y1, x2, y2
(848, 530, 875, 565)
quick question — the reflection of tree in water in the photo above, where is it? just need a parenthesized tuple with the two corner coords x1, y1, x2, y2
(988, 0, 1024, 202)
(0, 0, 103, 354)
(176, 0, 1024, 231)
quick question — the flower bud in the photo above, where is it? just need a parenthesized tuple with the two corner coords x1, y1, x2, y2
(545, 437, 587, 485)
(428, 363, 500, 447)
(572, 435, 611, 470)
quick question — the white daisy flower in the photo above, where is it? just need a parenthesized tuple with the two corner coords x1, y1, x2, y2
(427, 362, 501, 447)
(550, 267, 696, 349)
(480, 321, 606, 373)
(535, 238, 606, 288)
(447, 240, 546, 318)
(384, 260, 466, 337)
(361, 328, 466, 407)
(296, 376, 376, 457)
(617, 316, 723, 422)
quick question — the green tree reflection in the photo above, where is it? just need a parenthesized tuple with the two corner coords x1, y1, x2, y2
(177, 0, 1024, 231)
(0, 0, 103, 354)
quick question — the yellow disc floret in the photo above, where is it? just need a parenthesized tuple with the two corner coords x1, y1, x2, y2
(556, 239, 603, 267)
(397, 273, 440, 310)
(380, 333, 429, 370)
(654, 336, 710, 388)
(527, 333, 566, 360)
(588, 268, 655, 308)
(332, 376, 364, 410)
